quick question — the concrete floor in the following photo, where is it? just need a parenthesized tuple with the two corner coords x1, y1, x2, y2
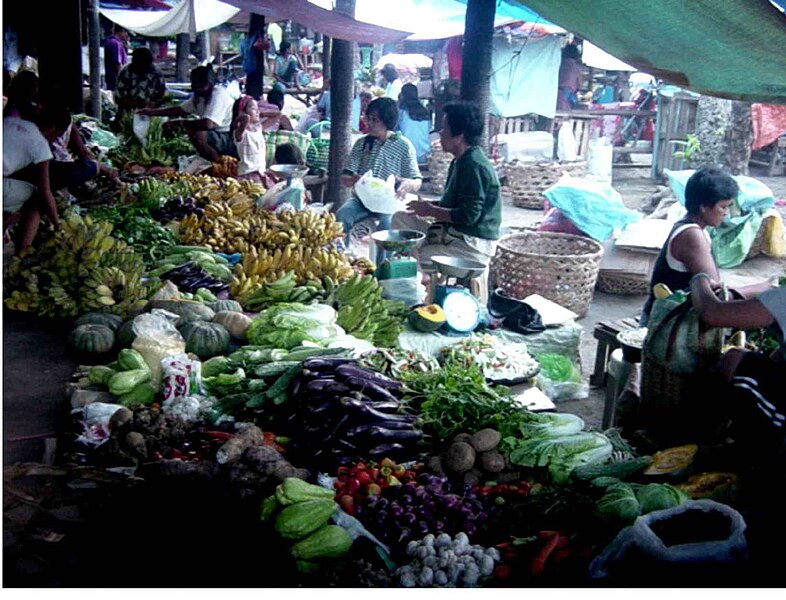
(3, 165, 785, 464)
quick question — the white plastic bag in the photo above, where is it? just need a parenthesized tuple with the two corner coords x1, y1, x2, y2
(355, 170, 406, 214)
(557, 124, 578, 162)
(587, 137, 614, 183)
(132, 312, 186, 390)
(133, 113, 151, 146)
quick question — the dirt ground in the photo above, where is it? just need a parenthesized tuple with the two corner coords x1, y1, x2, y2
(3, 165, 786, 464)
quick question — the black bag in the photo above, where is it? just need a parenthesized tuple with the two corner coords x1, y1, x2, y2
(488, 288, 546, 335)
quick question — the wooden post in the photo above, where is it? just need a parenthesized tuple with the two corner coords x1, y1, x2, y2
(176, 32, 190, 82)
(460, 0, 496, 150)
(246, 13, 266, 99)
(88, 0, 101, 119)
(326, 0, 356, 208)
(322, 36, 332, 81)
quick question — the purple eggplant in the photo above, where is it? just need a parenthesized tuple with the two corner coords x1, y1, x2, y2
(367, 442, 404, 456)
(306, 379, 350, 394)
(340, 396, 415, 423)
(339, 376, 402, 403)
(334, 364, 403, 392)
(303, 357, 357, 370)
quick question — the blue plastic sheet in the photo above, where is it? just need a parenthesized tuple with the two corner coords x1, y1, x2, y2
(542, 176, 641, 242)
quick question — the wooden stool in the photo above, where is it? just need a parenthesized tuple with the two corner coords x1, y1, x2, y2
(590, 316, 640, 388)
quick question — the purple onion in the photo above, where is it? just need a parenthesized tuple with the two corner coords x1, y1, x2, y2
(417, 520, 430, 534)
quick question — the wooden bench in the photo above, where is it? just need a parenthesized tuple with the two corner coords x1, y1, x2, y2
(590, 316, 640, 388)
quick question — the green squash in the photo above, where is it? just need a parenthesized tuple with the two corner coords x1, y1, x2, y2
(207, 299, 244, 313)
(74, 311, 123, 332)
(116, 320, 137, 347)
(213, 310, 252, 340)
(407, 304, 447, 332)
(150, 299, 215, 323)
(179, 321, 231, 359)
(69, 324, 116, 355)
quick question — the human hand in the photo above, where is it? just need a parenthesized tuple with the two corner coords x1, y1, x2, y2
(101, 164, 120, 180)
(395, 177, 418, 197)
(406, 199, 433, 217)
(136, 108, 152, 116)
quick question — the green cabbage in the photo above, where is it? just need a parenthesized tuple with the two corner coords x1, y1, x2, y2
(635, 483, 689, 514)
(201, 356, 233, 378)
(596, 483, 641, 524)
(537, 353, 581, 383)
(247, 303, 338, 349)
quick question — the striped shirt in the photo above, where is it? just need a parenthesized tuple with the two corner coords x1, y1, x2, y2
(343, 132, 422, 182)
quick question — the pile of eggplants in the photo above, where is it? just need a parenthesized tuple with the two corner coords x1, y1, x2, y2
(151, 195, 204, 223)
(355, 472, 490, 552)
(283, 357, 423, 470)
(159, 261, 230, 295)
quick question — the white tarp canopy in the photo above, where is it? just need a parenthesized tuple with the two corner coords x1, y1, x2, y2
(581, 41, 636, 72)
(99, 0, 239, 37)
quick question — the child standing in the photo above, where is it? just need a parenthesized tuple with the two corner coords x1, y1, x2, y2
(231, 95, 266, 182)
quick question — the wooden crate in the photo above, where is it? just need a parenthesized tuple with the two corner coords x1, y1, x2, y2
(652, 92, 699, 179)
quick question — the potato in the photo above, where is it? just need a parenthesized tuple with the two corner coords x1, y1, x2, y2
(469, 429, 501, 452)
(453, 432, 473, 444)
(462, 469, 483, 486)
(478, 451, 506, 473)
(444, 441, 476, 473)
(109, 407, 133, 430)
(426, 455, 443, 474)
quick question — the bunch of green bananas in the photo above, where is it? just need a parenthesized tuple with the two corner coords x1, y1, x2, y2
(242, 270, 333, 311)
(137, 177, 172, 211)
(5, 211, 149, 319)
(334, 274, 407, 347)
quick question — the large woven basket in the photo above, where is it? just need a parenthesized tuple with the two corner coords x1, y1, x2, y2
(502, 160, 587, 209)
(491, 231, 604, 316)
(426, 141, 453, 195)
(596, 271, 650, 295)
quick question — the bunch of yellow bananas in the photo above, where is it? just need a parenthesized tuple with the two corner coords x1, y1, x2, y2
(211, 155, 238, 178)
(5, 211, 149, 318)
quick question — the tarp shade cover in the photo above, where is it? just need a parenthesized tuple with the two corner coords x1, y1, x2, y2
(490, 35, 561, 118)
(223, 0, 411, 44)
(100, 0, 239, 36)
(514, 0, 786, 103)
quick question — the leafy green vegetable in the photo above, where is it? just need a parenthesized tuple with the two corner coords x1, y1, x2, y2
(202, 367, 246, 396)
(635, 483, 688, 514)
(509, 432, 613, 484)
(401, 363, 521, 439)
(88, 204, 175, 265)
(595, 483, 641, 525)
(247, 303, 339, 349)
(202, 356, 233, 378)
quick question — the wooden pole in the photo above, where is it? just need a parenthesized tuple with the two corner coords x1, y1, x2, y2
(326, 0, 356, 208)
(88, 0, 101, 119)
(176, 32, 190, 82)
(322, 36, 332, 81)
(460, 0, 496, 150)
(246, 13, 266, 99)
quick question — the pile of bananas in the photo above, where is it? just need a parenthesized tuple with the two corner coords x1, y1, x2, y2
(231, 244, 353, 300)
(211, 155, 239, 178)
(160, 173, 266, 201)
(334, 274, 407, 348)
(5, 212, 149, 318)
(350, 256, 377, 275)
(241, 270, 333, 311)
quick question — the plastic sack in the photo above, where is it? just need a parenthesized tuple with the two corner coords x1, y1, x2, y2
(709, 211, 763, 268)
(586, 137, 613, 183)
(354, 170, 406, 215)
(542, 175, 641, 242)
(536, 361, 589, 402)
(589, 500, 748, 584)
(537, 207, 588, 237)
(151, 280, 182, 302)
(378, 276, 425, 306)
(132, 312, 186, 391)
(89, 127, 120, 149)
(133, 114, 151, 146)
(73, 402, 125, 448)
(161, 353, 204, 403)
(557, 123, 578, 162)
(760, 208, 786, 258)
(665, 169, 775, 213)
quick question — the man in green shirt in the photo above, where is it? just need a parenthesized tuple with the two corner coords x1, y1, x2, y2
(393, 101, 501, 273)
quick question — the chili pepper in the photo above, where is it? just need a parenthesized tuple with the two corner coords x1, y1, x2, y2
(203, 430, 233, 441)
(529, 531, 569, 576)
(357, 471, 372, 485)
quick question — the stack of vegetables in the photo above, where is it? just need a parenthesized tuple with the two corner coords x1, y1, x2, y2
(87, 348, 155, 407)
(261, 478, 354, 573)
(283, 357, 423, 470)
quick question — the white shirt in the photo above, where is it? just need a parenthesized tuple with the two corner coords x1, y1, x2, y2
(385, 78, 403, 100)
(235, 127, 266, 176)
(665, 223, 711, 272)
(180, 85, 234, 132)
(3, 116, 53, 177)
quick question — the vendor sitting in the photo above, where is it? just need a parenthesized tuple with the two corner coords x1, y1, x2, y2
(640, 168, 771, 326)
(113, 47, 167, 124)
(392, 101, 501, 276)
(336, 97, 422, 257)
(691, 273, 785, 457)
(138, 65, 236, 162)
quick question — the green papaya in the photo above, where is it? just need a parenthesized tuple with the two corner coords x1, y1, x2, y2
(89, 365, 116, 386)
(117, 382, 156, 407)
(274, 499, 336, 540)
(290, 525, 353, 560)
(117, 348, 149, 372)
(276, 478, 335, 505)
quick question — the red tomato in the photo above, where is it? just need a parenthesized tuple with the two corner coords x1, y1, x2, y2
(346, 477, 362, 494)
(368, 467, 379, 480)
(338, 494, 354, 515)
(354, 462, 367, 471)
(357, 471, 372, 485)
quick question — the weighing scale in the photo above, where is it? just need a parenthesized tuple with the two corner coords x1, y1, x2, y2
(431, 255, 486, 334)
(268, 164, 309, 210)
(371, 230, 425, 281)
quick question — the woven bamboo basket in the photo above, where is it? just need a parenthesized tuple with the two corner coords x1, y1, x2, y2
(491, 231, 604, 316)
(502, 160, 587, 209)
(426, 141, 453, 195)
(596, 271, 651, 295)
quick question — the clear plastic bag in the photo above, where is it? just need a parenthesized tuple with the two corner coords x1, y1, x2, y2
(378, 276, 426, 306)
(132, 312, 186, 390)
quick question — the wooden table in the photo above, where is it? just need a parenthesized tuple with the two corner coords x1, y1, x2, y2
(590, 316, 641, 388)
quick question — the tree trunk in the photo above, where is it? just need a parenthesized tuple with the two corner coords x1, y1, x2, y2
(322, 36, 332, 81)
(693, 97, 752, 175)
(460, 0, 496, 149)
(246, 14, 266, 99)
(176, 33, 191, 82)
(326, 0, 356, 209)
(88, 0, 101, 119)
